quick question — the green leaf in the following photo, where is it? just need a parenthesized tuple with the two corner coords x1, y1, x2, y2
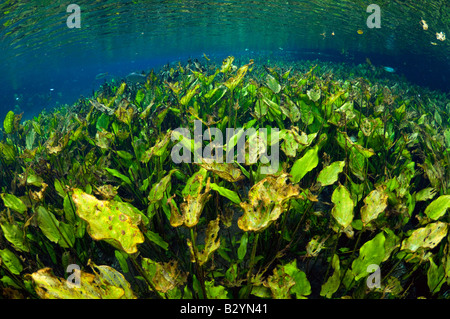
(205, 280, 231, 299)
(290, 145, 319, 183)
(401, 221, 448, 252)
(237, 232, 248, 261)
(0, 222, 29, 252)
(182, 168, 207, 197)
(115, 250, 129, 274)
(316, 161, 345, 186)
(116, 150, 134, 160)
(1, 193, 27, 215)
(135, 89, 145, 106)
(224, 61, 253, 92)
(180, 84, 200, 106)
(266, 74, 281, 94)
(320, 254, 340, 298)
(307, 89, 321, 102)
(428, 257, 445, 294)
(210, 182, 241, 204)
(148, 169, 178, 203)
(220, 56, 235, 74)
(331, 185, 354, 229)
(26, 128, 36, 150)
(92, 263, 136, 299)
(54, 179, 66, 198)
(254, 98, 268, 119)
(105, 168, 132, 186)
(96, 113, 110, 132)
(0, 248, 23, 275)
(58, 222, 75, 248)
(37, 206, 61, 244)
(225, 263, 238, 283)
(444, 129, 450, 148)
(280, 95, 301, 122)
(424, 195, 450, 220)
(282, 260, 311, 298)
(3, 111, 15, 134)
(145, 230, 169, 250)
(415, 188, 437, 202)
(25, 174, 44, 187)
(351, 232, 385, 281)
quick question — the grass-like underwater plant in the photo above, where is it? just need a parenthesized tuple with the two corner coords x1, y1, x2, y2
(0, 55, 450, 299)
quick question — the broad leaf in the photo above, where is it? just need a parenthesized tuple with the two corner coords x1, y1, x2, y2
(428, 257, 445, 294)
(145, 230, 169, 250)
(320, 254, 340, 298)
(210, 182, 241, 204)
(3, 111, 15, 134)
(199, 162, 244, 183)
(224, 60, 253, 92)
(266, 74, 281, 94)
(105, 168, 132, 186)
(188, 217, 221, 266)
(307, 89, 321, 102)
(0, 248, 22, 275)
(1, 193, 27, 215)
(29, 267, 135, 299)
(351, 232, 385, 281)
(264, 260, 310, 299)
(424, 195, 450, 220)
(180, 84, 200, 106)
(401, 221, 448, 252)
(71, 189, 145, 254)
(316, 161, 345, 186)
(331, 185, 354, 229)
(37, 206, 61, 244)
(238, 173, 302, 232)
(148, 169, 178, 203)
(280, 95, 301, 122)
(141, 258, 187, 294)
(182, 168, 207, 197)
(170, 176, 212, 228)
(0, 222, 29, 252)
(290, 145, 319, 183)
(360, 186, 388, 226)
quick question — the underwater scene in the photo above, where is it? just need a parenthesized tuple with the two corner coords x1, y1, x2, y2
(0, 0, 449, 301)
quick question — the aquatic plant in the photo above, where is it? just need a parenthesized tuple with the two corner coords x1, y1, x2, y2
(0, 55, 450, 299)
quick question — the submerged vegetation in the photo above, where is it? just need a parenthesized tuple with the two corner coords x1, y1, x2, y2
(1, 55, 450, 299)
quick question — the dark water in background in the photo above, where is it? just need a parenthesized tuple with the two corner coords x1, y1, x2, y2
(0, 0, 449, 121)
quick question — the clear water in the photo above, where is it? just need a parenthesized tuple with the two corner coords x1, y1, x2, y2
(0, 0, 449, 120)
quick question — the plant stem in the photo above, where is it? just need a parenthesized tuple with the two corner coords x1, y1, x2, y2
(245, 232, 260, 298)
(190, 227, 208, 299)
(129, 254, 164, 299)
(339, 228, 364, 292)
(323, 231, 341, 284)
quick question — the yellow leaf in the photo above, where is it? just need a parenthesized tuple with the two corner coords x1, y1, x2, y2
(29, 267, 136, 299)
(71, 189, 144, 254)
(238, 173, 302, 232)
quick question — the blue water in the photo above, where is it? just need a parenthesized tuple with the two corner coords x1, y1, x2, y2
(0, 0, 449, 122)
